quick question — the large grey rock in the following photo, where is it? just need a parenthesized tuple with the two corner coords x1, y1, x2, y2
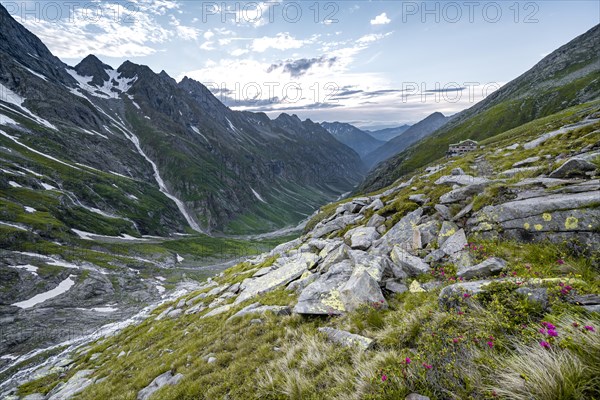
(513, 156, 541, 167)
(47, 370, 96, 400)
(501, 166, 543, 177)
(137, 371, 184, 400)
(439, 184, 487, 204)
(549, 158, 597, 178)
(468, 191, 600, 246)
(318, 327, 374, 350)
(348, 250, 390, 282)
(438, 221, 459, 246)
(344, 226, 380, 250)
(435, 175, 490, 186)
(417, 220, 441, 247)
(201, 303, 234, 318)
(516, 287, 548, 309)
(312, 215, 360, 238)
(439, 280, 495, 309)
(391, 246, 430, 276)
(287, 271, 319, 292)
(385, 281, 408, 294)
(367, 214, 386, 228)
(440, 229, 467, 256)
(294, 261, 354, 315)
(366, 198, 384, 211)
(452, 202, 474, 221)
(451, 167, 465, 175)
(227, 302, 291, 321)
(409, 194, 429, 205)
(377, 208, 424, 253)
(318, 243, 349, 273)
(340, 271, 387, 312)
(235, 253, 316, 304)
(434, 204, 452, 220)
(457, 257, 507, 279)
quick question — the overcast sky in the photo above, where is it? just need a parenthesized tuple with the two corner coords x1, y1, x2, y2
(3, 0, 598, 129)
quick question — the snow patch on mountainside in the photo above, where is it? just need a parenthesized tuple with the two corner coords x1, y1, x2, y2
(251, 188, 267, 203)
(12, 276, 76, 309)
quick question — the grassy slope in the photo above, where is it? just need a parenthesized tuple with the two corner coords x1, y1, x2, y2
(17, 103, 600, 399)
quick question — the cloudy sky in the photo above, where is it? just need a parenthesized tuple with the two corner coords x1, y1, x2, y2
(3, 0, 598, 129)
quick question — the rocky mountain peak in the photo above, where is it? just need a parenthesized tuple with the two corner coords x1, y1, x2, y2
(73, 54, 112, 87)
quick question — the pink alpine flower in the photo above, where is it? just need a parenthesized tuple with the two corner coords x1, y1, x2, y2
(584, 325, 595, 332)
(381, 374, 388, 382)
(405, 357, 411, 365)
(422, 363, 432, 369)
(486, 341, 494, 348)
(547, 329, 558, 337)
(540, 341, 551, 349)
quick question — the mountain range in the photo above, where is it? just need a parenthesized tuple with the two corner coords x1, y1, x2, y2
(320, 121, 385, 159)
(0, 4, 364, 236)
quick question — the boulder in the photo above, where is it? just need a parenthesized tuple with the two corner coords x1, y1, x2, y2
(409, 194, 429, 205)
(516, 287, 548, 309)
(391, 246, 430, 276)
(549, 158, 596, 178)
(318, 327, 374, 350)
(313, 215, 360, 238)
(201, 303, 234, 319)
(440, 229, 467, 256)
(318, 243, 349, 273)
(417, 221, 441, 247)
(344, 227, 380, 250)
(452, 202, 474, 221)
(437, 221, 459, 246)
(47, 370, 96, 400)
(377, 208, 424, 253)
(434, 204, 452, 220)
(287, 271, 319, 292)
(468, 191, 600, 246)
(339, 271, 387, 312)
(439, 280, 495, 308)
(367, 214, 386, 228)
(346, 251, 387, 282)
(294, 261, 354, 315)
(439, 184, 486, 204)
(424, 249, 445, 263)
(457, 257, 507, 279)
(385, 281, 408, 294)
(451, 167, 465, 175)
(513, 156, 541, 167)
(366, 198, 384, 211)
(501, 166, 543, 177)
(227, 303, 291, 321)
(137, 371, 184, 400)
(435, 175, 490, 186)
(235, 255, 311, 304)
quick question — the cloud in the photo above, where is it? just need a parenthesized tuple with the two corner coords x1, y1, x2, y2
(268, 56, 338, 78)
(231, 48, 250, 57)
(251, 33, 308, 52)
(370, 12, 391, 25)
(8, 0, 197, 59)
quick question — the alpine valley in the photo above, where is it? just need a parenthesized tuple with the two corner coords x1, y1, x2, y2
(0, 4, 599, 400)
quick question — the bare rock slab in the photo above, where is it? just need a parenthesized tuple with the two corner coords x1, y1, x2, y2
(318, 327, 374, 350)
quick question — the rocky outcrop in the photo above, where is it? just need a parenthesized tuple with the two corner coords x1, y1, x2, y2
(137, 371, 184, 400)
(457, 258, 507, 279)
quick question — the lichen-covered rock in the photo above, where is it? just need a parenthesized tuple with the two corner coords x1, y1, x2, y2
(318, 327, 374, 350)
(294, 261, 354, 315)
(344, 226, 380, 250)
(438, 280, 495, 308)
(385, 281, 408, 294)
(312, 215, 361, 239)
(391, 246, 430, 276)
(440, 229, 467, 256)
(235, 254, 314, 304)
(457, 257, 507, 279)
(367, 214, 386, 228)
(376, 208, 424, 254)
(339, 271, 387, 312)
(348, 250, 390, 282)
(437, 221, 459, 246)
